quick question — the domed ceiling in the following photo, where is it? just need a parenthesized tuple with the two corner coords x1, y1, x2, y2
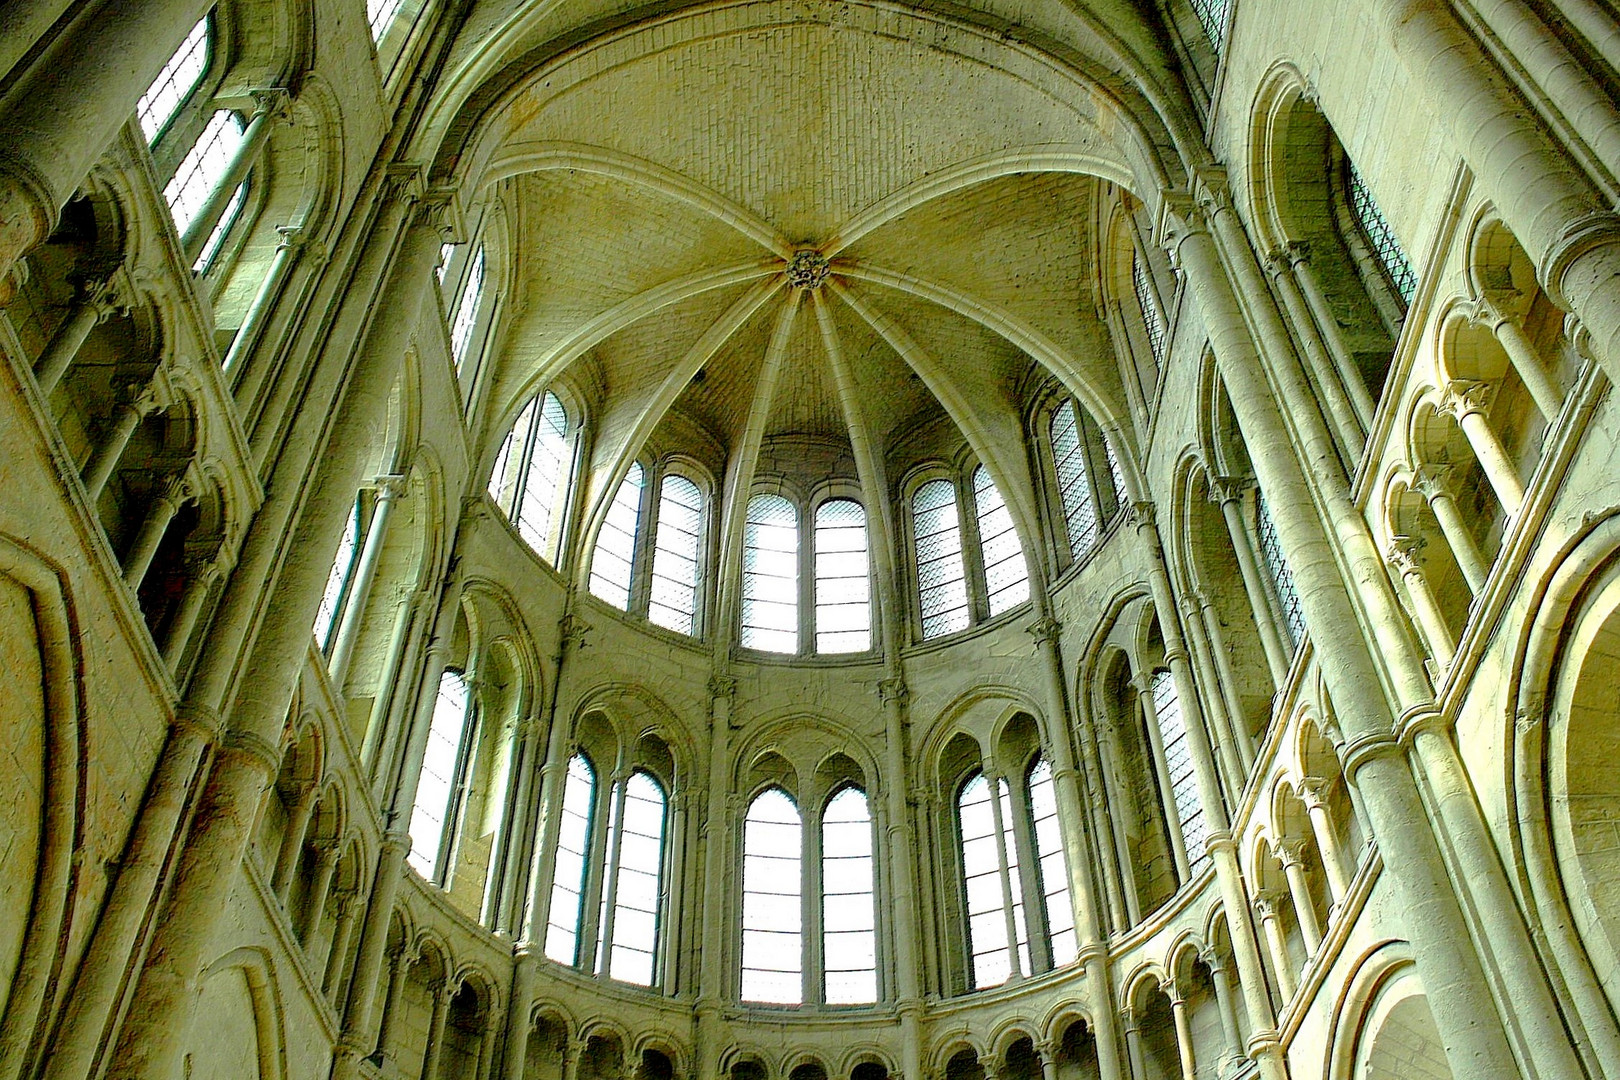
(449, 5, 1145, 578)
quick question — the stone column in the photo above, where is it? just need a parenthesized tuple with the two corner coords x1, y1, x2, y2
(178, 88, 291, 264)
(589, 769, 631, 976)
(121, 473, 193, 588)
(476, 1003, 501, 1080)
(299, 842, 340, 948)
(1167, 192, 1529, 1077)
(1279, 241, 1379, 427)
(369, 945, 411, 1064)
(360, 587, 423, 779)
(0, 0, 216, 281)
(419, 975, 454, 1080)
(1262, 246, 1369, 458)
(1177, 595, 1249, 797)
(695, 674, 735, 1080)
(1477, 296, 1564, 422)
(1164, 979, 1197, 1080)
(501, 947, 537, 1080)
(1386, 537, 1456, 668)
(1437, 381, 1525, 515)
(323, 892, 361, 1000)
(1194, 592, 1258, 774)
(878, 676, 932, 1080)
(271, 784, 319, 899)
(1121, 1008, 1146, 1080)
(1203, 948, 1246, 1072)
(983, 761, 1026, 980)
(1035, 1040, 1060, 1080)
(1208, 477, 1290, 686)
(160, 555, 225, 672)
(81, 382, 160, 502)
(1275, 841, 1323, 953)
(33, 276, 125, 396)
(327, 473, 406, 683)
(1134, 673, 1191, 881)
(224, 225, 318, 379)
(1412, 468, 1490, 594)
(1251, 894, 1295, 1002)
(1297, 778, 1352, 904)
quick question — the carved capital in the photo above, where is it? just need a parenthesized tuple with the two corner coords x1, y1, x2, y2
(247, 86, 294, 123)
(1124, 498, 1156, 530)
(1154, 188, 1209, 264)
(1191, 163, 1232, 217)
(1274, 838, 1310, 868)
(1410, 465, 1459, 504)
(1206, 473, 1251, 506)
(1438, 379, 1491, 419)
(373, 473, 409, 501)
(878, 676, 909, 705)
(708, 674, 737, 703)
(1025, 615, 1062, 647)
(559, 613, 591, 652)
(1385, 535, 1426, 576)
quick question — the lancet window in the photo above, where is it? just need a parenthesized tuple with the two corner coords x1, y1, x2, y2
(1255, 492, 1306, 649)
(489, 390, 576, 563)
(1347, 164, 1416, 306)
(407, 669, 477, 882)
(1045, 397, 1127, 565)
(909, 464, 1031, 641)
(448, 245, 486, 372)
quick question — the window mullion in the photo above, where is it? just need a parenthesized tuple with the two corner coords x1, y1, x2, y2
(631, 469, 662, 618)
(434, 694, 478, 887)
(804, 792, 825, 1004)
(595, 775, 631, 976)
(956, 475, 989, 624)
(984, 770, 1023, 979)
(1006, 772, 1051, 972)
(575, 772, 616, 971)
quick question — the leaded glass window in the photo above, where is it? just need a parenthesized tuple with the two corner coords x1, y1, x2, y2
(972, 467, 1029, 616)
(960, 773, 1014, 988)
(822, 787, 877, 1004)
(1151, 670, 1209, 878)
(313, 496, 362, 652)
(1255, 492, 1306, 648)
(163, 110, 244, 240)
(1190, 0, 1230, 47)
(491, 392, 574, 561)
(649, 475, 703, 635)
(741, 788, 802, 1003)
(545, 753, 596, 964)
(1347, 163, 1417, 305)
(590, 462, 645, 610)
(598, 771, 667, 986)
(139, 16, 210, 142)
(1028, 758, 1078, 966)
(449, 246, 486, 372)
(1050, 401, 1100, 558)
(408, 670, 473, 881)
(814, 499, 871, 653)
(913, 479, 970, 639)
(1133, 250, 1168, 366)
(367, 0, 405, 39)
(193, 179, 246, 273)
(1102, 435, 1131, 511)
(741, 494, 798, 653)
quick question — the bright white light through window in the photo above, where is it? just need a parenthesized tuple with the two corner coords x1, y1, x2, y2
(590, 462, 644, 610)
(973, 467, 1029, 616)
(1152, 670, 1210, 877)
(1133, 250, 1167, 366)
(814, 499, 870, 653)
(822, 787, 877, 1004)
(545, 753, 596, 964)
(1051, 402, 1099, 558)
(650, 475, 703, 635)
(914, 480, 969, 639)
(163, 110, 244, 240)
(601, 771, 667, 985)
(449, 246, 485, 371)
(959, 774, 1010, 988)
(741, 494, 798, 653)
(194, 180, 245, 273)
(1028, 758, 1078, 966)
(138, 17, 209, 142)
(436, 241, 455, 283)
(313, 497, 361, 651)
(367, 0, 405, 40)
(998, 777, 1033, 976)
(742, 788, 802, 1003)
(1103, 436, 1130, 510)
(408, 670, 471, 881)
(517, 393, 570, 555)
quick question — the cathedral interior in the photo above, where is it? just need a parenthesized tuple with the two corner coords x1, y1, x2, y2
(5, 0, 1620, 1077)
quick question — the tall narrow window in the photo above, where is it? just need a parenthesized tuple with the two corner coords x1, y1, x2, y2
(193, 180, 246, 273)
(649, 475, 703, 635)
(1189, 0, 1231, 47)
(590, 462, 644, 610)
(163, 110, 244, 239)
(408, 670, 473, 881)
(139, 16, 210, 142)
(313, 496, 362, 651)
(517, 393, 572, 554)
(599, 771, 667, 986)
(973, 467, 1029, 616)
(821, 787, 877, 1004)
(1027, 758, 1078, 966)
(741, 788, 802, 1003)
(959, 774, 1011, 989)
(741, 494, 798, 653)
(545, 753, 596, 964)
(367, 0, 406, 39)
(814, 499, 871, 653)
(1254, 492, 1305, 648)
(997, 777, 1033, 976)
(1133, 250, 1168, 366)
(1102, 435, 1131, 510)
(1347, 164, 1417, 305)
(449, 246, 486, 372)
(1050, 401, 1099, 558)
(914, 479, 969, 639)
(1151, 670, 1209, 877)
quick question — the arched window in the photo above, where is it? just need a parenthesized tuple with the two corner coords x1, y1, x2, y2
(1347, 164, 1417, 306)
(821, 786, 877, 1003)
(1027, 758, 1078, 966)
(367, 0, 406, 39)
(313, 494, 363, 651)
(490, 391, 573, 560)
(649, 474, 704, 634)
(1255, 492, 1305, 649)
(544, 753, 597, 964)
(972, 466, 1029, 616)
(741, 788, 802, 1003)
(741, 494, 798, 653)
(138, 15, 210, 142)
(408, 669, 476, 882)
(1102, 436, 1131, 509)
(163, 109, 244, 244)
(958, 772, 1026, 988)
(590, 462, 646, 610)
(814, 499, 871, 654)
(449, 245, 487, 372)
(1050, 401, 1100, 558)
(913, 479, 969, 639)
(595, 771, 668, 986)
(1133, 249, 1168, 366)
(1189, 0, 1230, 45)
(1149, 670, 1210, 877)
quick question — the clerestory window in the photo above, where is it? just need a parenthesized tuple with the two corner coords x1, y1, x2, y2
(162, 109, 247, 271)
(1254, 491, 1305, 649)
(590, 462, 647, 610)
(1347, 163, 1417, 306)
(138, 15, 211, 143)
(910, 464, 1031, 641)
(367, 0, 406, 39)
(489, 390, 574, 562)
(814, 498, 871, 653)
(594, 771, 668, 986)
(1133, 249, 1168, 367)
(448, 245, 486, 372)
(407, 669, 477, 883)
(649, 475, 704, 634)
(313, 494, 365, 652)
(741, 494, 800, 653)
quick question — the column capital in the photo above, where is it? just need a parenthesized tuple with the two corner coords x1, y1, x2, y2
(372, 473, 409, 500)
(246, 86, 294, 123)
(1158, 975, 1186, 1006)
(1437, 379, 1491, 419)
(1154, 188, 1213, 263)
(1124, 499, 1156, 531)
(1206, 473, 1252, 506)
(1296, 775, 1330, 809)
(560, 613, 592, 652)
(878, 675, 909, 704)
(1410, 465, 1459, 503)
(1025, 615, 1062, 647)
(1274, 838, 1310, 868)
(1385, 535, 1426, 576)
(1190, 162, 1233, 216)
(1252, 891, 1285, 919)
(708, 673, 737, 703)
